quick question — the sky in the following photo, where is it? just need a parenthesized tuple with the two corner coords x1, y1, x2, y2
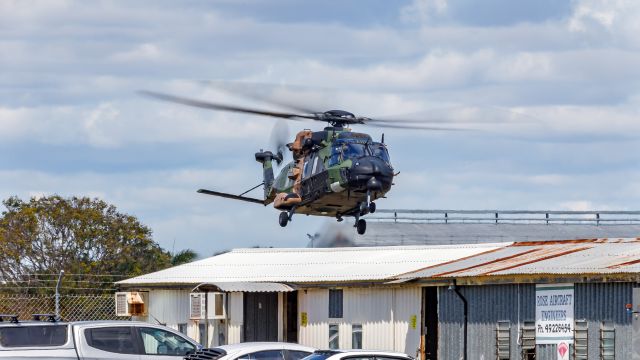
(1, 0, 639, 256)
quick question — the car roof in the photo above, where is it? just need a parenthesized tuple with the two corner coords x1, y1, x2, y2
(215, 342, 316, 353)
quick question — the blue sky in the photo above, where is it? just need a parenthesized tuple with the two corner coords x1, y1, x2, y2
(1, 0, 639, 256)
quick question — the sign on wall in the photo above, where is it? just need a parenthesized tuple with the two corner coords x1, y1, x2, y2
(535, 284, 574, 344)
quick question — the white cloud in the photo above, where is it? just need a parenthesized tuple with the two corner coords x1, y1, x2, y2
(400, 0, 448, 24)
(2, 1, 640, 254)
(568, 0, 640, 48)
(111, 43, 162, 62)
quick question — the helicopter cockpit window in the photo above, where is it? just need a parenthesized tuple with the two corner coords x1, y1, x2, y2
(369, 143, 390, 163)
(329, 141, 368, 167)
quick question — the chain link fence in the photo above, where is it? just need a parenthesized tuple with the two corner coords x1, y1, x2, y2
(0, 294, 130, 321)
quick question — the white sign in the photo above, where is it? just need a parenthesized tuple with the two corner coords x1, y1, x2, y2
(535, 284, 574, 344)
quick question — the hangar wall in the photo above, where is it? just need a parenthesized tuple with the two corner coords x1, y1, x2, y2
(439, 283, 634, 360)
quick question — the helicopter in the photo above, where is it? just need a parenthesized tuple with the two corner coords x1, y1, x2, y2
(141, 89, 461, 235)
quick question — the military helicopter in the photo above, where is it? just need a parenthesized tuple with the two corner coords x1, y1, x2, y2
(141, 90, 461, 235)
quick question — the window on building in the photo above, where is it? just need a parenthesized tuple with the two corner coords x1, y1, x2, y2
(520, 321, 535, 360)
(329, 289, 343, 318)
(352, 324, 363, 349)
(574, 319, 588, 360)
(495, 321, 510, 360)
(178, 323, 188, 335)
(329, 324, 339, 349)
(601, 321, 615, 360)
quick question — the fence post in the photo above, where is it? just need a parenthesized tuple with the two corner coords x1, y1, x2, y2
(55, 270, 64, 319)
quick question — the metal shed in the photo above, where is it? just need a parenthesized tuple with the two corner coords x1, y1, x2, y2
(396, 238, 640, 360)
(118, 239, 640, 360)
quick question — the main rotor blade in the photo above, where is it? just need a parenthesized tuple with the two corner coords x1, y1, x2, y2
(202, 81, 319, 114)
(365, 122, 471, 131)
(140, 90, 317, 121)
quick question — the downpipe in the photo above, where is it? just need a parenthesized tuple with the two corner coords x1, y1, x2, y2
(449, 280, 468, 360)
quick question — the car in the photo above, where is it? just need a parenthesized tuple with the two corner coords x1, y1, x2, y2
(302, 350, 414, 360)
(0, 316, 201, 359)
(184, 342, 316, 360)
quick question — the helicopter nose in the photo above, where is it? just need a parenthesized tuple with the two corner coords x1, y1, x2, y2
(349, 156, 393, 191)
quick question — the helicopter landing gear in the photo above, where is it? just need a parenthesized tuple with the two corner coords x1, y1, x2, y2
(279, 212, 289, 227)
(356, 219, 367, 235)
(279, 206, 297, 227)
(368, 201, 376, 214)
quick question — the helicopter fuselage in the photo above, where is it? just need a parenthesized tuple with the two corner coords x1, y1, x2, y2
(266, 127, 394, 219)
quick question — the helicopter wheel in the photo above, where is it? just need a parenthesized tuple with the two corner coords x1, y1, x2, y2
(368, 201, 376, 214)
(279, 212, 289, 227)
(356, 219, 367, 235)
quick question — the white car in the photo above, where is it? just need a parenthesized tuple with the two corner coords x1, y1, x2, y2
(302, 350, 414, 360)
(185, 342, 316, 360)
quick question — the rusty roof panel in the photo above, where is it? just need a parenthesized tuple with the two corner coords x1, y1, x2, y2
(397, 238, 640, 280)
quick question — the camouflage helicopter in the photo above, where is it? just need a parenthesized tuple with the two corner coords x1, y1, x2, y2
(141, 90, 457, 235)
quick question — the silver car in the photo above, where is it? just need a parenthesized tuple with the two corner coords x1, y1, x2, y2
(0, 318, 201, 359)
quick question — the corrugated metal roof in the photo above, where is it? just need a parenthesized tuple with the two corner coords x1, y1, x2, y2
(117, 244, 509, 286)
(397, 238, 640, 280)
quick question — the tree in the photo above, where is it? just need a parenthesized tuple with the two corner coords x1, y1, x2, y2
(171, 249, 198, 266)
(0, 195, 172, 290)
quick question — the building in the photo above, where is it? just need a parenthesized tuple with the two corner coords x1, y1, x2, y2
(118, 238, 640, 360)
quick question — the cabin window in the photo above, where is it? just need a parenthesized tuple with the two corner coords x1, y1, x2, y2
(303, 154, 314, 178)
(329, 289, 343, 318)
(312, 154, 324, 174)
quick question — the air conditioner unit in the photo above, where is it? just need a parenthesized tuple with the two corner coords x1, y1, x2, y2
(207, 292, 226, 320)
(190, 293, 206, 319)
(115, 292, 130, 316)
(115, 291, 147, 317)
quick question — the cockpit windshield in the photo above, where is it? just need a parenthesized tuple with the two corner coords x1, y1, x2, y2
(369, 143, 391, 163)
(329, 140, 390, 166)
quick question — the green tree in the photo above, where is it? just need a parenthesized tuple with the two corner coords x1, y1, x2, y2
(171, 248, 198, 266)
(0, 195, 172, 290)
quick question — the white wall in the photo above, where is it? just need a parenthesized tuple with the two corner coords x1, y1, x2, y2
(144, 286, 422, 355)
(298, 287, 421, 355)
